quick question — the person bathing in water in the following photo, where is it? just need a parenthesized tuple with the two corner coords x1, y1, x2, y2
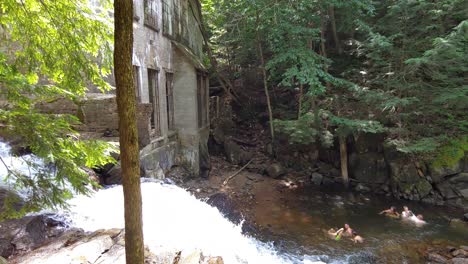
(327, 228, 344, 240)
(351, 231, 364, 243)
(343, 223, 354, 237)
(379, 206, 400, 218)
(401, 206, 414, 218)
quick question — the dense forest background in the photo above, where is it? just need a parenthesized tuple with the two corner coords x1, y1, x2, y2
(202, 0, 467, 170)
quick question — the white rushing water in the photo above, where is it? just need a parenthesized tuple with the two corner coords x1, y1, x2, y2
(1, 140, 328, 263)
(0, 141, 42, 190)
(63, 182, 310, 264)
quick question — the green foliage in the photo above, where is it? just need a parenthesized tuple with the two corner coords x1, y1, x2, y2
(432, 136, 468, 168)
(274, 113, 319, 145)
(0, 0, 115, 219)
(204, 0, 467, 157)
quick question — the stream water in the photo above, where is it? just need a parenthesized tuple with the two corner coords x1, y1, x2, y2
(1, 141, 467, 263)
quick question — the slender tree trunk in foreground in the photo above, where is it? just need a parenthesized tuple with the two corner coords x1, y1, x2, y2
(339, 136, 349, 188)
(256, 23, 275, 144)
(114, 1, 144, 263)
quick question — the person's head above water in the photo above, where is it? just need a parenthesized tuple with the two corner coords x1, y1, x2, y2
(417, 214, 424, 220)
(403, 206, 409, 211)
(390, 206, 396, 212)
(344, 223, 350, 229)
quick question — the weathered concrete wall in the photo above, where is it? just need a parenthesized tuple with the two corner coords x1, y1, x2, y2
(35, 94, 118, 134)
(140, 141, 178, 179)
(172, 47, 205, 175)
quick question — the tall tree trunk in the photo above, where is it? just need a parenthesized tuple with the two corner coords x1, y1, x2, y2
(339, 136, 349, 188)
(328, 5, 342, 54)
(320, 13, 330, 89)
(298, 83, 303, 119)
(255, 14, 275, 144)
(114, 1, 144, 263)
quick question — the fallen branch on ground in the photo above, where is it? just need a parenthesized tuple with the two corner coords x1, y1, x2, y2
(222, 159, 254, 186)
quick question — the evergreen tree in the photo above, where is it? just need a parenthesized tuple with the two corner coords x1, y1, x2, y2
(0, 0, 115, 218)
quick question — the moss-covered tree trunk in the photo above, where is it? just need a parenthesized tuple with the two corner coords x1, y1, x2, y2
(114, 1, 144, 263)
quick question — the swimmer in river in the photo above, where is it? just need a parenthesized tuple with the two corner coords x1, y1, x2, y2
(351, 231, 364, 243)
(411, 214, 427, 225)
(401, 206, 414, 218)
(379, 206, 400, 218)
(327, 228, 344, 241)
(342, 223, 354, 237)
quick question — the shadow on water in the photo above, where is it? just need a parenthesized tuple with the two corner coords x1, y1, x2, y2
(249, 184, 468, 263)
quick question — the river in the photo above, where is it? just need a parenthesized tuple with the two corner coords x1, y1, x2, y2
(1, 141, 467, 263)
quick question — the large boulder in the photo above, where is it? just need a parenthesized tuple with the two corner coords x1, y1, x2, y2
(436, 181, 459, 200)
(265, 163, 286, 179)
(311, 172, 323, 185)
(415, 179, 433, 198)
(450, 173, 468, 184)
(430, 161, 463, 183)
(0, 214, 65, 258)
(223, 139, 252, 165)
(349, 152, 389, 184)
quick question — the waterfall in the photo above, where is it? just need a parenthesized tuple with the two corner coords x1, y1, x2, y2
(1, 140, 330, 263)
(62, 182, 310, 264)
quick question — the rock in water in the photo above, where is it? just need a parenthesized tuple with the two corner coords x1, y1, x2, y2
(265, 163, 286, 179)
(427, 253, 448, 263)
(311, 172, 323, 185)
(452, 258, 468, 264)
(355, 183, 371, 193)
(0, 214, 64, 258)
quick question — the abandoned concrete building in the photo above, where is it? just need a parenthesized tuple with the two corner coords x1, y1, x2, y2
(39, 0, 210, 180)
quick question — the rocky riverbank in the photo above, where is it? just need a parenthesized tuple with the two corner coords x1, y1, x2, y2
(1, 218, 224, 264)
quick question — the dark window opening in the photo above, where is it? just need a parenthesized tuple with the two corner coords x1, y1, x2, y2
(147, 69, 160, 135)
(144, 0, 158, 30)
(197, 71, 208, 128)
(165, 72, 174, 131)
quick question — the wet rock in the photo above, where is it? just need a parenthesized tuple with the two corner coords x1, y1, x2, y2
(103, 162, 146, 185)
(427, 253, 448, 263)
(311, 172, 323, 185)
(452, 249, 468, 257)
(355, 183, 371, 193)
(415, 179, 433, 198)
(223, 139, 251, 165)
(224, 140, 242, 165)
(179, 250, 202, 264)
(436, 182, 459, 199)
(207, 192, 242, 224)
(458, 188, 468, 199)
(431, 162, 463, 183)
(450, 173, 468, 184)
(104, 162, 122, 185)
(206, 192, 255, 234)
(452, 258, 468, 264)
(205, 256, 224, 264)
(10, 229, 123, 264)
(0, 214, 65, 258)
(461, 246, 468, 251)
(266, 163, 286, 179)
